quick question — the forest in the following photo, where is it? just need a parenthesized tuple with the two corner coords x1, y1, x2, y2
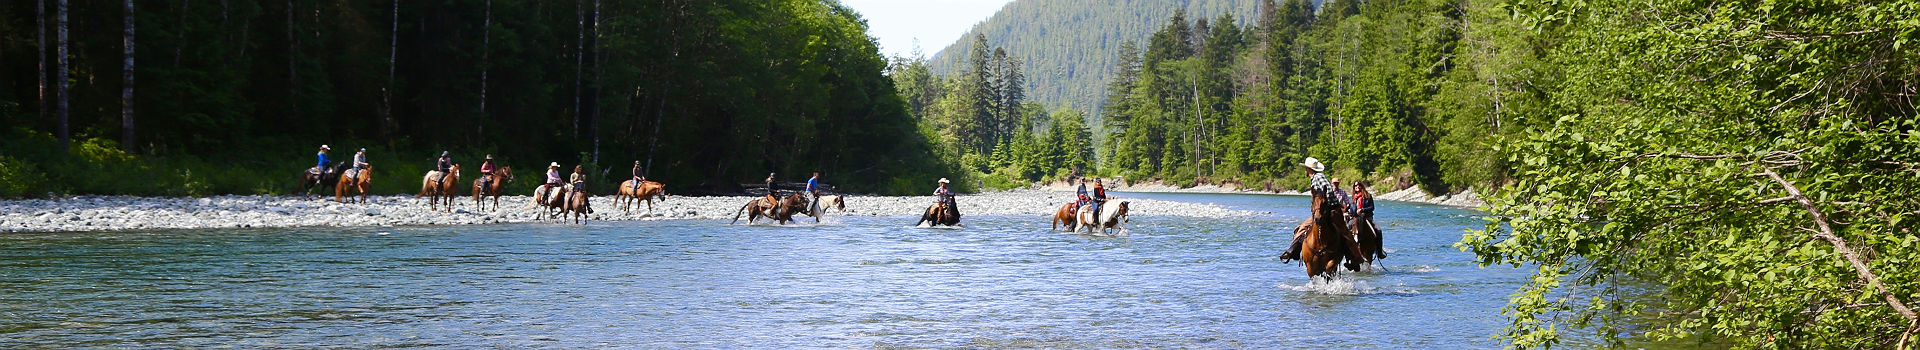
(1071, 0, 1918, 347)
(0, 0, 959, 197)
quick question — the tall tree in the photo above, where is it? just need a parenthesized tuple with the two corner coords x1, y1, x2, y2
(122, 0, 137, 150)
(477, 0, 491, 140)
(37, 0, 47, 133)
(55, 0, 69, 149)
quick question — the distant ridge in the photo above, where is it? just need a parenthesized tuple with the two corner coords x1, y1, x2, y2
(927, 0, 1298, 114)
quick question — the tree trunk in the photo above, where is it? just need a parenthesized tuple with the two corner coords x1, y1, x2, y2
(382, 0, 399, 141)
(590, 0, 601, 163)
(123, 0, 137, 151)
(55, 0, 69, 149)
(286, 0, 298, 117)
(573, 0, 584, 140)
(37, 0, 46, 133)
(478, 0, 490, 142)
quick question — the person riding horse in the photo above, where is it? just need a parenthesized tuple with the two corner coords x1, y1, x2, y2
(313, 145, 332, 176)
(806, 172, 822, 209)
(1075, 178, 1090, 213)
(477, 155, 498, 194)
(1332, 177, 1356, 227)
(348, 148, 370, 180)
(631, 161, 646, 189)
(432, 151, 453, 187)
(1281, 157, 1339, 262)
(541, 162, 563, 203)
(1091, 178, 1108, 218)
(568, 165, 588, 193)
(765, 173, 779, 203)
(934, 178, 954, 207)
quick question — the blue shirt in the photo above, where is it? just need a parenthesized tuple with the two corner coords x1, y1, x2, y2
(316, 152, 330, 168)
(806, 178, 819, 192)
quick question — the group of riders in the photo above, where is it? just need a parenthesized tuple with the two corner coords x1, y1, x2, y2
(1279, 157, 1385, 276)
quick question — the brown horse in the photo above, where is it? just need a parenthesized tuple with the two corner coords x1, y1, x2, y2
(1351, 214, 1386, 261)
(616, 179, 669, 213)
(470, 166, 514, 212)
(417, 164, 461, 212)
(1294, 194, 1368, 278)
(731, 193, 805, 225)
(915, 200, 961, 227)
(1052, 202, 1079, 231)
(335, 165, 373, 203)
(562, 189, 592, 224)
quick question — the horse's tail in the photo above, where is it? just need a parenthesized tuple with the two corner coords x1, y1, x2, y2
(730, 201, 753, 224)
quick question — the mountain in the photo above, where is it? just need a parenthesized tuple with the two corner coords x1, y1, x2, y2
(927, 0, 1307, 114)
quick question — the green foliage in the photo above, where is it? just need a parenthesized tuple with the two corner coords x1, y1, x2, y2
(0, 0, 956, 197)
(1458, 0, 1920, 348)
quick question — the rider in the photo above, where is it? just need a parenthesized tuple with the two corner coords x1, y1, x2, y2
(1332, 177, 1356, 227)
(314, 145, 331, 174)
(542, 162, 563, 202)
(433, 151, 453, 186)
(934, 178, 954, 208)
(568, 165, 588, 193)
(765, 173, 778, 202)
(349, 148, 370, 179)
(1074, 178, 1090, 213)
(1090, 178, 1108, 218)
(806, 172, 821, 207)
(1281, 157, 1335, 261)
(1354, 180, 1382, 259)
(477, 155, 498, 193)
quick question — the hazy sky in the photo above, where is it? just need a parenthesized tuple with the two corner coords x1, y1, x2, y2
(840, 0, 1016, 59)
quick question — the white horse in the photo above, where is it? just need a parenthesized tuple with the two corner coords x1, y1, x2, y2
(1075, 200, 1130, 235)
(797, 195, 845, 223)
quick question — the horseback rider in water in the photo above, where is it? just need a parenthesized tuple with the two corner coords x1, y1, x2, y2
(631, 161, 646, 188)
(433, 151, 453, 186)
(765, 173, 779, 203)
(568, 165, 588, 194)
(478, 155, 497, 194)
(1075, 178, 1090, 213)
(1091, 178, 1109, 218)
(1281, 157, 1338, 262)
(934, 178, 955, 209)
(806, 172, 821, 208)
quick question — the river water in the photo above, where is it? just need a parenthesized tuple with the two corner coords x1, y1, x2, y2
(0, 192, 1526, 348)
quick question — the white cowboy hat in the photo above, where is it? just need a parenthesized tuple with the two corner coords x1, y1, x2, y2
(549, 162, 560, 168)
(938, 178, 950, 184)
(1301, 157, 1325, 173)
(319, 145, 330, 150)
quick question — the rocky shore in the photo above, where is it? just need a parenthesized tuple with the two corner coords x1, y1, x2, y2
(1034, 179, 1486, 208)
(0, 190, 1259, 233)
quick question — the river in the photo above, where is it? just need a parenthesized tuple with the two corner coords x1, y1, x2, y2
(0, 192, 1527, 348)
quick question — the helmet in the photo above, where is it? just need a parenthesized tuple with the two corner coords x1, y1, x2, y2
(441, 151, 450, 157)
(359, 148, 367, 152)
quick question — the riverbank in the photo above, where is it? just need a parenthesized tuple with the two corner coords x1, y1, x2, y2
(1032, 179, 1485, 208)
(0, 190, 1259, 233)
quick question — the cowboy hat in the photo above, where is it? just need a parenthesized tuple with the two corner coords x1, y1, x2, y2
(634, 160, 642, 165)
(938, 178, 950, 184)
(484, 154, 493, 160)
(549, 162, 560, 168)
(1301, 157, 1325, 172)
(319, 145, 330, 150)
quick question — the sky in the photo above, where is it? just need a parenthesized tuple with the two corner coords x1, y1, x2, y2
(839, 0, 1017, 59)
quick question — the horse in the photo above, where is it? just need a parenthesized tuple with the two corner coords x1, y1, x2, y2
(335, 165, 373, 203)
(528, 183, 570, 220)
(915, 199, 961, 227)
(795, 194, 845, 223)
(1052, 202, 1079, 231)
(1351, 214, 1387, 261)
(562, 188, 592, 224)
(731, 193, 805, 225)
(470, 166, 514, 212)
(300, 163, 347, 200)
(417, 164, 461, 212)
(1074, 201, 1130, 235)
(1293, 194, 1368, 278)
(616, 179, 669, 213)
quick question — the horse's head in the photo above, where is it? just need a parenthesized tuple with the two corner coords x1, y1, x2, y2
(831, 196, 844, 211)
(1114, 201, 1130, 222)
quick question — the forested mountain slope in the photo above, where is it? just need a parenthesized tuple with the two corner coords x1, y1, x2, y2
(925, 0, 1305, 115)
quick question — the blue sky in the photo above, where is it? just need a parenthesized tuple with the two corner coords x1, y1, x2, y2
(840, 0, 1016, 59)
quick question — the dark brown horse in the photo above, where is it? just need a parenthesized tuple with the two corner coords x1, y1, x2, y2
(335, 165, 373, 203)
(1351, 214, 1386, 261)
(417, 164, 461, 212)
(1294, 194, 1368, 278)
(1052, 202, 1079, 231)
(470, 166, 514, 212)
(562, 188, 592, 224)
(616, 179, 669, 213)
(300, 163, 347, 200)
(915, 200, 961, 227)
(731, 193, 805, 225)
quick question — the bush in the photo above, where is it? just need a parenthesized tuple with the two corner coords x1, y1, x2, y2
(0, 156, 46, 198)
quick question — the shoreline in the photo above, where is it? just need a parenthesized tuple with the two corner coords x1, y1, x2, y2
(1028, 180, 1486, 208)
(0, 190, 1261, 233)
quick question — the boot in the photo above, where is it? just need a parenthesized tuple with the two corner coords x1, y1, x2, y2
(1280, 234, 1304, 261)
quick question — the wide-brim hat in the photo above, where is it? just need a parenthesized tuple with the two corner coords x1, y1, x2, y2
(634, 160, 642, 165)
(484, 155, 493, 160)
(320, 145, 330, 150)
(938, 178, 950, 184)
(1301, 157, 1325, 172)
(549, 162, 560, 168)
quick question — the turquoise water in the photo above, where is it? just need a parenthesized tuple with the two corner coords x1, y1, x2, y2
(0, 193, 1524, 348)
